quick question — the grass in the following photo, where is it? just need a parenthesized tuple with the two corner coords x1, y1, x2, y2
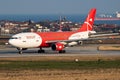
(0, 60, 120, 70)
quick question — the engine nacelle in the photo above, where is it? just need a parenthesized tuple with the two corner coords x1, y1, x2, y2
(51, 43, 64, 51)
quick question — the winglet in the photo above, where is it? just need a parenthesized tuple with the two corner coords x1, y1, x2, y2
(78, 8, 96, 32)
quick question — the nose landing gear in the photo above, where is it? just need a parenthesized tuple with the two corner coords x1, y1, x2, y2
(17, 48, 27, 54)
(17, 48, 23, 54)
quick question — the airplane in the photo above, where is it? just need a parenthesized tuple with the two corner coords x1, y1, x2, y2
(8, 8, 97, 54)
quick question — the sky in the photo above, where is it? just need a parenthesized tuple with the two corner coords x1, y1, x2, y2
(0, 0, 119, 15)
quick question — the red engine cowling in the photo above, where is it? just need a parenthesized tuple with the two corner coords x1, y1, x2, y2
(51, 43, 64, 51)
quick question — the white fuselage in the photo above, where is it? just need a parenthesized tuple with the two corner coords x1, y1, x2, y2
(9, 33, 42, 48)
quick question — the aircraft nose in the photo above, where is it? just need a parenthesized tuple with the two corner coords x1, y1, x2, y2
(8, 39, 15, 46)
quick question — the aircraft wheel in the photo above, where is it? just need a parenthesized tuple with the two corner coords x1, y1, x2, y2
(38, 50, 45, 53)
(59, 50, 66, 53)
(19, 51, 22, 54)
(17, 48, 23, 54)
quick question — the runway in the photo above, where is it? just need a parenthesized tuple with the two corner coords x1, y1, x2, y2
(0, 44, 120, 58)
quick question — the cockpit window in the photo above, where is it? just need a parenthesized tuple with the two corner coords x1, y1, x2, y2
(10, 37, 18, 39)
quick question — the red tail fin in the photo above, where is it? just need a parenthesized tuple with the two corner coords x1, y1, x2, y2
(78, 8, 96, 32)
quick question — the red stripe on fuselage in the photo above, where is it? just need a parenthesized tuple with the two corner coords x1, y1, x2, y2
(36, 31, 76, 47)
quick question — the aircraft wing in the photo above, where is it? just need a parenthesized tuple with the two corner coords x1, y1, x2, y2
(45, 38, 88, 43)
(45, 37, 112, 43)
(89, 33, 120, 37)
(45, 32, 120, 46)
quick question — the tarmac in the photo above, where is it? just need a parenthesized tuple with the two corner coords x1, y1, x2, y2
(0, 44, 120, 61)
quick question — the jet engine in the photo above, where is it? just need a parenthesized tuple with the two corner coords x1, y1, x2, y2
(51, 43, 64, 51)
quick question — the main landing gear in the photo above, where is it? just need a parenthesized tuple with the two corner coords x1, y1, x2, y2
(38, 48, 45, 53)
(59, 50, 66, 53)
(38, 48, 66, 53)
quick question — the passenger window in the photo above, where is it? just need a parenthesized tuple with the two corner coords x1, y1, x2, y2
(23, 41, 26, 42)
